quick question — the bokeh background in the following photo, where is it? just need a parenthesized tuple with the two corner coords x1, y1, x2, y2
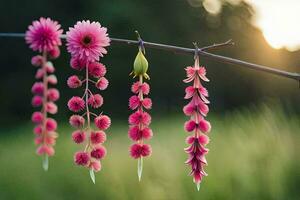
(0, 0, 299, 199)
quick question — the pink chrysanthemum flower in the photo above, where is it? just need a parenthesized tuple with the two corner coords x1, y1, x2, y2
(66, 20, 110, 63)
(130, 143, 152, 159)
(68, 96, 85, 112)
(67, 75, 82, 88)
(27, 17, 62, 171)
(183, 55, 211, 190)
(26, 17, 62, 52)
(66, 20, 111, 184)
(69, 115, 85, 128)
(128, 43, 153, 181)
(96, 77, 109, 90)
(72, 130, 86, 144)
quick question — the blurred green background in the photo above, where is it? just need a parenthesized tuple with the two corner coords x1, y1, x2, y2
(0, 0, 299, 199)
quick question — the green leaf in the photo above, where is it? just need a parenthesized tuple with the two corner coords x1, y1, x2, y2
(196, 183, 200, 191)
(90, 169, 96, 184)
(42, 155, 48, 171)
(137, 157, 143, 182)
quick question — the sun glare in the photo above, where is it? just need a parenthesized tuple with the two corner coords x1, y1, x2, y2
(248, 0, 300, 51)
(194, 0, 300, 51)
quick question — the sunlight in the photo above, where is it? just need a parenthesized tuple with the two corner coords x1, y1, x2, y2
(191, 0, 300, 51)
(247, 0, 300, 51)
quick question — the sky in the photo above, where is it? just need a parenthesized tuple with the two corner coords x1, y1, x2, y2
(188, 0, 300, 51)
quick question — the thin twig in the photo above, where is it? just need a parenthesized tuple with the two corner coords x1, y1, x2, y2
(0, 32, 299, 81)
(200, 39, 234, 51)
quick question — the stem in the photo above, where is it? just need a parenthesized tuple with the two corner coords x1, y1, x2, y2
(137, 75, 145, 181)
(138, 75, 144, 145)
(41, 50, 49, 171)
(85, 64, 91, 128)
(84, 63, 91, 152)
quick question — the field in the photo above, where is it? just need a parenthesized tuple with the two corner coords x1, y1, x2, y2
(0, 105, 299, 200)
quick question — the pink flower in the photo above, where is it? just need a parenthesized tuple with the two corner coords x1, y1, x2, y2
(33, 125, 43, 135)
(91, 146, 107, 159)
(131, 81, 150, 95)
(31, 112, 43, 123)
(25, 17, 63, 52)
(47, 75, 58, 85)
(68, 96, 85, 112)
(129, 96, 151, 110)
(27, 18, 61, 169)
(95, 77, 109, 90)
(32, 96, 43, 107)
(184, 66, 209, 83)
(128, 73, 153, 179)
(46, 118, 57, 131)
(184, 120, 197, 132)
(184, 86, 209, 101)
(72, 130, 86, 144)
(130, 144, 152, 159)
(184, 119, 211, 133)
(70, 57, 85, 71)
(37, 145, 55, 156)
(46, 102, 58, 114)
(45, 132, 57, 145)
(31, 55, 43, 66)
(67, 75, 82, 88)
(88, 62, 106, 77)
(88, 94, 103, 108)
(183, 101, 209, 117)
(94, 115, 111, 130)
(67, 20, 111, 179)
(47, 88, 60, 102)
(66, 20, 110, 63)
(142, 98, 152, 109)
(186, 135, 209, 145)
(198, 134, 209, 145)
(199, 119, 211, 133)
(74, 152, 90, 166)
(35, 69, 44, 79)
(89, 161, 101, 172)
(31, 82, 44, 94)
(184, 139, 208, 185)
(48, 46, 60, 59)
(183, 57, 211, 189)
(128, 126, 153, 141)
(129, 95, 140, 110)
(69, 115, 85, 128)
(45, 61, 55, 73)
(128, 111, 151, 126)
(35, 136, 43, 145)
(90, 131, 106, 144)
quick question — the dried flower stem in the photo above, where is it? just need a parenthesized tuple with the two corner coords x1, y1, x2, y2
(41, 50, 48, 170)
(84, 63, 92, 153)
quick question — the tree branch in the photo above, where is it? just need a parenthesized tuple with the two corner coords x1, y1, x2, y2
(0, 32, 299, 81)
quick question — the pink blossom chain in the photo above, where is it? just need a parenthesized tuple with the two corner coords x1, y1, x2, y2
(66, 20, 111, 183)
(27, 17, 63, 170)
(128, 35, 153, 181)
(183, 52, 211, 190)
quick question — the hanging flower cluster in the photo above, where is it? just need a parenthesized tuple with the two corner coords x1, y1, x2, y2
(128, 39, 153, 181)
(66, 20, 111, 183)
(183, 54, 211, 190)
(26, 17, 62, 171)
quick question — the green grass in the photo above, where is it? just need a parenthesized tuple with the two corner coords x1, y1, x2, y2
(0, 105, 299, 200)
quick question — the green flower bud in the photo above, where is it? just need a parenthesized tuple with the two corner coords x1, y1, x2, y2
(131, 49, 150, 79)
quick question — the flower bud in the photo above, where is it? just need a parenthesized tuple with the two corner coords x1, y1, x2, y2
(31, 55, 43, 67)
(133, 49, 149, 79)
(48, 46, 60, 59)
